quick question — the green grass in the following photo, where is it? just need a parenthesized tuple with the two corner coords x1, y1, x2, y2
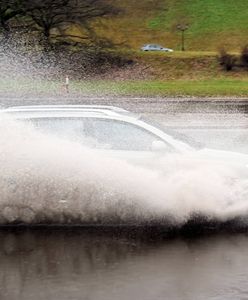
(150, 0, 248, 34)
(2, 77, 248, 98)
(73, 79, 248, 97)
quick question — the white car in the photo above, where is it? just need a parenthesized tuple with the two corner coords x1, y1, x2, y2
(141, 44, 173, 52)
(2, 105, 248, 174)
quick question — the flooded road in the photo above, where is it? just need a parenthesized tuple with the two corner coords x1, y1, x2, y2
(1, 229, 248, 300)
(1, 97, 248, 299)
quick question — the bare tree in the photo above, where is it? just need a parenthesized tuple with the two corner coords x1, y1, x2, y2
(0, 0, 23, 34)
(0, 0, 124, 76)
(20, 0, 119, 46)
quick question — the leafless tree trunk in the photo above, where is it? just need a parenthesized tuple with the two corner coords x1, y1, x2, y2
(20, 0, 120, 49)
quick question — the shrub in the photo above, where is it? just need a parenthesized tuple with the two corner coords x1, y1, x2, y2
(219, 49, 236, 71)
(240, 45, 248, 68)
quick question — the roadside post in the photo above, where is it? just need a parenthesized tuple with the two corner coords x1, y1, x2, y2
(65, 75, 69, 93)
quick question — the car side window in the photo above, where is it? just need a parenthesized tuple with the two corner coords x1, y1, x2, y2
(85, 118, 170, 151)
(27, 118, 85, 138)
(26, 118, 96, 147)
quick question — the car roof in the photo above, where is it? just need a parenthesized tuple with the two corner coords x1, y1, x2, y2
(151, 44, 161, 47)
(2, 105, 139, 120)
(4, 105, 128, 113)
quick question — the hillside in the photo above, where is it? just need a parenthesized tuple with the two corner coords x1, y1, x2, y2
(95, 0, 248, 52)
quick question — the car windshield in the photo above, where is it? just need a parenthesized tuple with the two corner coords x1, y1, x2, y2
(86, 118, 174, 151)
(140, 117, 205, 149)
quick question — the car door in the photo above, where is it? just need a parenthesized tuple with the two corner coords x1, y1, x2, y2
(83, 117, 174, 167)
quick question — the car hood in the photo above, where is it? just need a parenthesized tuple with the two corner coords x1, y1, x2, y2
(196, 148, 248, 166)
(98, 147, 248, 178)
(180, 148, 248, 179)
(151, 148, 248, 181)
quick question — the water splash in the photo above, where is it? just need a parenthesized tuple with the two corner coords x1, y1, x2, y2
(0, 116, 248, 226)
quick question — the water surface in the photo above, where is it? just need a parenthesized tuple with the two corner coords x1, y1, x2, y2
(1, 229, 248, 300)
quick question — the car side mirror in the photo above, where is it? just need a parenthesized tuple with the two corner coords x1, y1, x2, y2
(151, 140, 167, 152)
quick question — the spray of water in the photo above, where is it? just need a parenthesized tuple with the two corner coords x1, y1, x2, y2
(0, 43, 74, 98)
(0, 45, 247, 226)
(0, 115, 248, 226)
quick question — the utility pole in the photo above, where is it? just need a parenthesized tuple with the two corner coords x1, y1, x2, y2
(177, 24, 189, 51)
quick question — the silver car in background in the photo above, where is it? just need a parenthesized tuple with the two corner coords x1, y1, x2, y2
(141, 44, 174, 52)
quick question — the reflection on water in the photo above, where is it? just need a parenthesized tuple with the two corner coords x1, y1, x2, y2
(1, 229, 248, 300)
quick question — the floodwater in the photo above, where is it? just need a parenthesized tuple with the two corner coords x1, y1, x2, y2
(2, 229, 248, 300)
(1, 97, 248, 299)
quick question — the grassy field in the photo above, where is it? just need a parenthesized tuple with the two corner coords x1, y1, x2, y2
(73, 79, 248, 97)
(0, 2, 247, 97)
(95, 0, 248, 52)
(68, 0, 248, 97)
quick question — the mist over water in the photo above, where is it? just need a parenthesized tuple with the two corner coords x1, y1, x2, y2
(0, 115, 248, 226)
